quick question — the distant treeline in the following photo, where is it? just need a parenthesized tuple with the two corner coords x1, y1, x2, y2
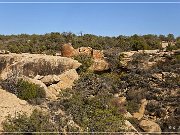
(0, 32, 180, 54)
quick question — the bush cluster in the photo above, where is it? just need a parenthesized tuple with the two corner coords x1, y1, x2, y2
(16, 79, 46, 104)
(1, 78, 46, 105)
(74, 54, 93, 74)
(0, 33, 179, 54)
(58, 73, 125, 132)
(2, 110, 58, 133)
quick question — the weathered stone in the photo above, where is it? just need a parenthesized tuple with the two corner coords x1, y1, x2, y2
(143, 50, 159, 54)
(0, 89, 35, 131)
(133, 99, 148, 120)
(92, 50, 104, 59)
(152, 73, 163, 80)
(61, 43, 76, 57)
(124, 120, 139, 133)
(0, 50, 10, 54)
(34, 75, 44, 80)
(22, 76, 47, 90)
(89, 59, 109, 71)
(21, 76, 57, 100)
(47, 69, 79, 99)
(121, 51, 137, 58)
(78, 47, 92, 56)
(40, 75, 60, 85)
(162, 72, 177, 78)
(139, 120, 161, 133)
(0, 53, 81, 80)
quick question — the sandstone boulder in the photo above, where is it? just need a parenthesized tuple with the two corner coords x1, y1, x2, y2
(124, 120, 139, 133)
(0, 89, 35, 131)
(22, 76, 48, 90)
(152, 73, 163, 80)
(60, 44, 110, 72)
(21, 76, 57, 100)
(133, 99, 148, 120)
(0, 53, 81, 80)
(89, 59, 109, 71)
(0, 50, 10, 54)
(34, 75, 44, 80)
(61, 43, 76, 57)
(92, 50, 104, 59)
(47, 69, 79, 99)
(40, 75, 60, 85)
(139, 120, 161, 133)
(78, 47, 92, 56)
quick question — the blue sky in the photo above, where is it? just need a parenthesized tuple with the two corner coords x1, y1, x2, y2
(0, 0, 180, 36)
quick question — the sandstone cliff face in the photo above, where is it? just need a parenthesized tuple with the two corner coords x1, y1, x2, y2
(0, 53, 81, 80)
(0, 88, 35, 131)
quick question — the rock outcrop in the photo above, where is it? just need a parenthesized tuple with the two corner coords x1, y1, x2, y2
(89, 59, 109, 71)
(0, 53, 81, 100)
(139, 120, 161, 133)
(79, 47, 92, 56)
(40, 75, 60, 85)
(133, 99, 148, 120)
(47, 69, 79, 100)
(0, 53, 81, 80)
(61, 43, 77, 57)
(120, 50, 177, 69)
(0, 88, 35, 131)
(18, 69, 79, 100)
(61, 43, 109, 71)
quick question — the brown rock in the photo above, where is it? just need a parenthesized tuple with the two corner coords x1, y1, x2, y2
(133, 99, 148, 120)
(152, 73, 163, 80)
(61, 43, 76, 57)
(89, 59, 109, 71)
(78, 47, 92, 56)
(47, 69, 79, 99)
(92, 50, 104, 59)
(0, 89, 35, 131)
(139, 120, 161, 133)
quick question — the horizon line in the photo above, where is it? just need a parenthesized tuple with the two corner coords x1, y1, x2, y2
(0, 32, 179, 37)
(0, 1, 180, 4)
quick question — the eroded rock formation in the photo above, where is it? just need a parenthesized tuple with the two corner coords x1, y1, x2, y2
(61, 43, 109, 71)
(0, 53, 81, 80)
(0, 88, 35, 131)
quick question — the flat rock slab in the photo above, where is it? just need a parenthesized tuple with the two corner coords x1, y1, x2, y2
(0, 53, 81, 80)
(0, 89, 35, 131)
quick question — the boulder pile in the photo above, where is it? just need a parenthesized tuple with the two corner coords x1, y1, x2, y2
(61, 43, 109, 71)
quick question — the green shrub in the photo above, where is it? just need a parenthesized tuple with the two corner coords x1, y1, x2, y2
(166, 44, 178, 51)
(175, 54, 180, 61)
(74, 54, 93, 74)
(126, 100, 140, 114)
(0, 58, 7, 73)
(59, 73, 125, 132)
(64, 92, 125, 132)
(2, 110, 58, 134)
(16, 79, 46, 104)
(43, 49, 56, 56)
